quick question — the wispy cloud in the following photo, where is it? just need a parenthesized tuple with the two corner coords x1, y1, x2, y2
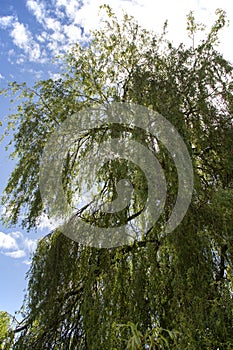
(4, 250, 26, 259)
(19, 67, 44, 79)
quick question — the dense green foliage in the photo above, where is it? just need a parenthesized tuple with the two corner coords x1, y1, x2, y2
(1, 6, 233, 349)
(0, 312, 14, 349)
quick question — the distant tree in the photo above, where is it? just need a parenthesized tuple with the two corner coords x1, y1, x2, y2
(1, 6, 233, 349)
(0, 311, 14, 349)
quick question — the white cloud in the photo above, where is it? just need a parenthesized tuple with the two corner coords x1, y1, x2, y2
(36, 31, 49, 42)
(0, 73, 4, 79)
(16, 56, 26, 64)
(26, 0, 46, 24)
(0, 15, 44, 63)
(1, 1, 233, 73)
(23, 259, 32, 265)
(47, 40, 59, 53)
(55, 0, 80, 21)
(63, 24, 82, 42)
(51, 0, 232, 63)
(30, 42, 41, 61)
(20, 67, 44, 79)
(49, 71, 62, 80)
(0, 16, 15, 28)
(23, 237, 38, 253)
(9, 231, 23, 239)
(36, 213, 57, 231)
(8, 19, 43, 62)
(0, 232, 18, 250)
(10, 22, 32, 50)
(45, 17, 61, 31)
(50, 31, 65, 42)
(0, 229, 38, 262)
(4, 250, 26, 259)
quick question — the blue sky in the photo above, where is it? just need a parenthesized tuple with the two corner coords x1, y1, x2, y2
(0, 0, 232, 319)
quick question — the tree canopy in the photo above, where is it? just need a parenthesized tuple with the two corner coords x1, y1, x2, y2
(1, 6, 233, 349)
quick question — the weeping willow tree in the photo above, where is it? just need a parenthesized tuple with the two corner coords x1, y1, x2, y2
(1, 6, 233, 349)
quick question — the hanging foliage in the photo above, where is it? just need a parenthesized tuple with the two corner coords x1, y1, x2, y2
(1, 6, 233, 349)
